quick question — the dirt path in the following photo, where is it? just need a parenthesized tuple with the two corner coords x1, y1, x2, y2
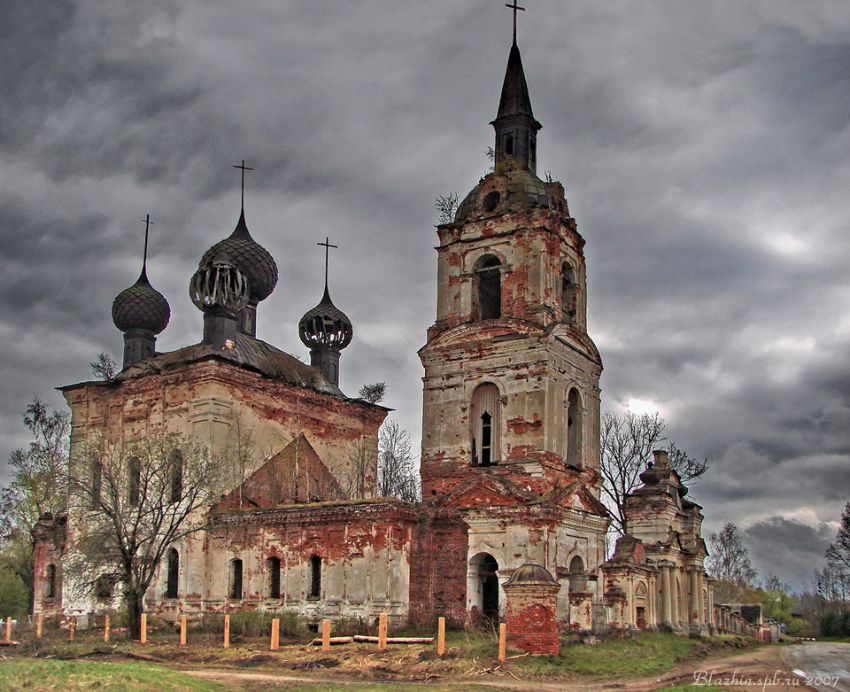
(183, 645, 820, 691)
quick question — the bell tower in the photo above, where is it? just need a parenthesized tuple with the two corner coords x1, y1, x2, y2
(419, 33, 603, 503)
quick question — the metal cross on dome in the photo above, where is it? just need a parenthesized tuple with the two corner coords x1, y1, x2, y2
(140, 213, 154, 270)
(505, 0, 526, 44)
(232, 159, 254, 212)
(317, 236, 338, 289)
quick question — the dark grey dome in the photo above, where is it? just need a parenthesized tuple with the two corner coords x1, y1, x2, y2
(454, 168, 566, 224)
(112, 269, 170, 334)
(505, 563, 559, 586)
(199, 211, 278, 302)
(189, 256, 250, 313)
(298, 287, 353, 350)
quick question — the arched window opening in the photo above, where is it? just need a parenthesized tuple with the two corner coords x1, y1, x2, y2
(469, 552, 500, 621)
(474, 255, 501, 321)
(471, 383, 500, 467)
(309, 555, 321, 598)
(504, 133, 514, 156)
(636, 582, 648, 629)
(45, 564, 57, 599)
(170, 449, 183, 503)
(566, 388, 583, 468)
(568, 555, 587, 592)
(90, 458, 102, 508)
(230, 558, 243, 600)
(128, 456, 140, 506)
(268, 557, 281, 599)
(166, 548, 179, 599)
(561, 262, 577, 325)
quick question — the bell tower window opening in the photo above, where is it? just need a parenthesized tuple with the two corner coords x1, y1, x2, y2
(504, 133, 515, 156)
(566, 388, 583, 468)
(474, 255, 502, 321)
(471, 383, 500, 467)
(128, 456, 140, 506)
(561, 262, 577, 325)
(528, 133, 536, 167)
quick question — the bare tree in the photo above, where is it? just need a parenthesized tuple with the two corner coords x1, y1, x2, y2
(599, 410, 708, 535)
(377, 419, 419, 503)
(706, 523, 758, 602)
(339, 437, 376, 501)
(67, 432, 220, 638)
(358, 382, 386, 405)
(826, 502, 850, 575)
(435, 192, 459, 224)
(89, 352, 119, 381)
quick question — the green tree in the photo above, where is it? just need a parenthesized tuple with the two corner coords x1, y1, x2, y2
(0, 567, 29, 620)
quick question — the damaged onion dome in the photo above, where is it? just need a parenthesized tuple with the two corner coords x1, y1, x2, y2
(111, 268, 171, 334)
(298, 287, 353, 350)
(199, 210, 278, 303)
(189, 255, 250, 313)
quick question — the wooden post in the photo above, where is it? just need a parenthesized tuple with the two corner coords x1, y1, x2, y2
(4, 616, 11, 642)
(270, 618, 280, 651)
(104, 614, 110, 642)
(180, 614, 187, 646)
(437, 616, 445, 656)
(140, 613, 147, 644)
(498, 623, 507, 663)
(36, 614, 44, 640)
(223, 614, 230, 648)
(377, 612, 388, 651)
(69, 617, 76, 641)
(321, 619, 331, 652)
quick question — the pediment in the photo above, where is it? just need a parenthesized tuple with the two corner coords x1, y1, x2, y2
(425, 319, 544, 351)
(436, 473, 534, 509)
(544, 482, 609, 517)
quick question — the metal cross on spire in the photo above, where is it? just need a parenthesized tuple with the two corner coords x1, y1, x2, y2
(140, 213, 154, 272)
(505, 0, 526, 45)
(317, 236, 338, 290)
(232, 159, 254, 212)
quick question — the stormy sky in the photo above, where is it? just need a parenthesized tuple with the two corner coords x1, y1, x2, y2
(1, 1, 849, 591)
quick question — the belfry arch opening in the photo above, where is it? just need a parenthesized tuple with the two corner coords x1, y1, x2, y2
(566, 388, 583, 468)
(468, 552, 500, 621)
(561, 262, 577, 325)
(471, 383, 500, 467)
(473, 255, 501, 321)
(568, 555, 586, 592)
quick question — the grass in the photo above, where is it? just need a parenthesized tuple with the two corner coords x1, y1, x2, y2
(0, 659, 222, 691)
(515, 632, 708, 679)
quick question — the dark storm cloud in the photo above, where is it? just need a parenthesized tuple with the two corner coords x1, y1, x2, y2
(2, 0, 849, 590)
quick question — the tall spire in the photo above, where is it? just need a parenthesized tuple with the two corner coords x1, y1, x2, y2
(491, 23, 542, 174)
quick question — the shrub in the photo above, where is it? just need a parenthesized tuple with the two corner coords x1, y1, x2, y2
(0, 568, 29, 620)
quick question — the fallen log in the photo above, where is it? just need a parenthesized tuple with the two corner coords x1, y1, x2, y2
(309, 636, 354, 645)
(353, 635, 434, 644)
(0, 640, 20, 647)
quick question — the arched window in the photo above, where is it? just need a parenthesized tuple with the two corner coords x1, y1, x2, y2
(471, 383, 500, 467)
(566, 388, 583, 468)
(504, 133, 514, 156)
(568, 555, 586, 592)
(561, 262, 577, 325)
(170, 449, 183, 503)
(474, 255, 501, 321)
(230, 558, 243, 600)
(166, 548, 179, 599)
(128, 456, 140, 506)
(309, 555, 321, 598)
(268, 557, 281, 599)
(45, 564, 57, 599)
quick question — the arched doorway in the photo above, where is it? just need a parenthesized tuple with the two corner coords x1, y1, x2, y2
(469, 553, 500, 621)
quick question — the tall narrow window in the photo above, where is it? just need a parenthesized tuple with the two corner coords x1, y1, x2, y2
(566, 388, 583, 468)
(474, 255, 501, 321)
(166, 548, 179, 599)
(45, 564, 56, 599)
(309, 555, 321, 598)
(170, 449, 183, 503)
(471, 383, 500, 467)
(504, 133, 514, 156)
(90, 459, 102, 508)
(561, 262, 577, 325)
(528, 133, 536, 167)
(230, 558, 243, 599)
(268, 557, 281, 599)
(128, 456, 140, 506)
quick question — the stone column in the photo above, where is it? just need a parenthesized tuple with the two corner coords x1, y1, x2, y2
(697, 571, 705, 627)
(669, 567, 680, 628)
(689, 569, 700, 635)
(660, 563, 672, 629)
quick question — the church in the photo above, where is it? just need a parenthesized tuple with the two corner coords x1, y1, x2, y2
(32, 18, 717, 638)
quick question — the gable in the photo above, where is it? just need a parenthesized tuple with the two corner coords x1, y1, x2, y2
(214, 434, 342, 511)
(436, 473, 533, 509)
(544, 482, 609, 517)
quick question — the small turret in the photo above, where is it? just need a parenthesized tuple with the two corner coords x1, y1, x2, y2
(190, 255, 250, 350)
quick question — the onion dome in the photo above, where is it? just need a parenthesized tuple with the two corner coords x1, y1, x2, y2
(190, 255, 250, 314)
(298, 287, 353, 351)
(112, 268, 170, 334)
(199, 211, 278, 303)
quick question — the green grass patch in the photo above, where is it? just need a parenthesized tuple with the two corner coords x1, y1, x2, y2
(0, 659, 222, 691)
(515, 632, 703, 679)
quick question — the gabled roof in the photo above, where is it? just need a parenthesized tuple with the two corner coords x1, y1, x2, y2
(436, 473, 535, 509)
(542, 482, 610, 517)
(213, 434, 342, 511)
